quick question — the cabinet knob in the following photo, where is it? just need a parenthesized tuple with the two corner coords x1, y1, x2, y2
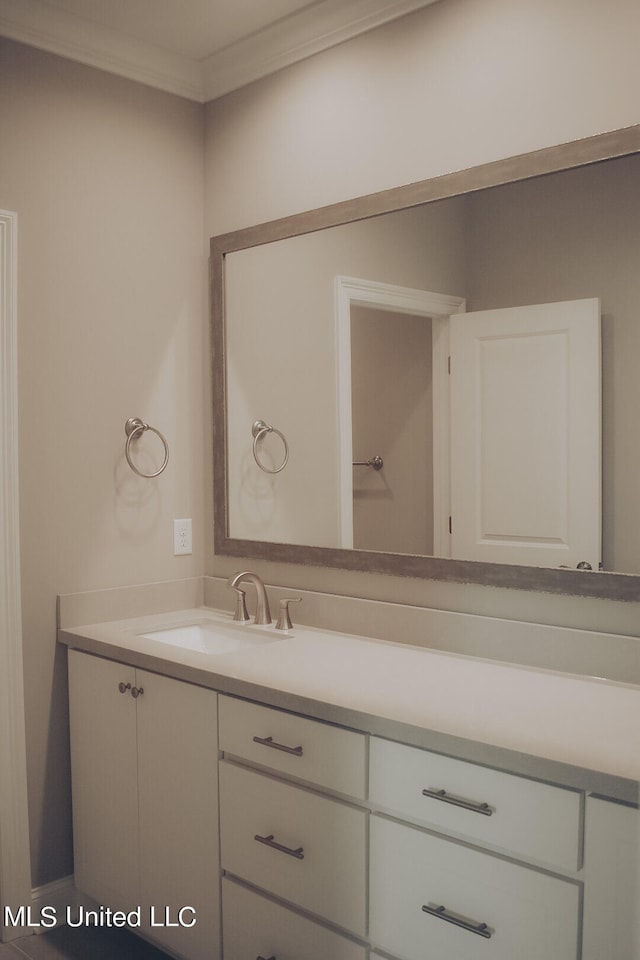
(131, 686, 144, 698)
(118, 682, 131, 694)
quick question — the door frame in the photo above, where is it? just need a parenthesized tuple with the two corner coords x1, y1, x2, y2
(0, 210, 31, 941)
(334, 276, 465, 549)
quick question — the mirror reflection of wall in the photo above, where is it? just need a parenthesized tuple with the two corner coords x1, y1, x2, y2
(351, 307, 434, 555)
(224, 152, 640, 574)
(225, 200, 466, 550)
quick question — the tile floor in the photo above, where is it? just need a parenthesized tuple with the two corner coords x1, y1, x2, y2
(0, 925, 172, 959)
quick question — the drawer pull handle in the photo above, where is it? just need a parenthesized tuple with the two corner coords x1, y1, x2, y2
(256, 956, 276, 960)
(254, 833, 304, 860)
(422, 903, 493, 939)
(422, 787, 493, 816)
(253, 735, 303, 757)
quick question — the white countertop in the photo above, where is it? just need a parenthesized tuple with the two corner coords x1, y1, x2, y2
(58, 606, 640, 803)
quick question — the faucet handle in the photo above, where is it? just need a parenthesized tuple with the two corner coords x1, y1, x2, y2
(230, 586, 250, 622)
(275, 597, 302, 631)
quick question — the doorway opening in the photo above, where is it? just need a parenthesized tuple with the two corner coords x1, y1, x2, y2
(335, 275, 465, 553)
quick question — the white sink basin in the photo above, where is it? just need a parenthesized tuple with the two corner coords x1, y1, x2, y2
(139, 619, 283, 655)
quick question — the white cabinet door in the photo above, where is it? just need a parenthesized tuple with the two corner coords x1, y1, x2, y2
(583, 796, 640, 960)
(137, 668, 220, 960)
(68, 651, 139, 911)
(449, 298, 601, 568)
(68, 651, 220, 960)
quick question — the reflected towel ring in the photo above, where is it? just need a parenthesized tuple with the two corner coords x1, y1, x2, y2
(252, 419, 289, 474)
(124, 417, 169, 478)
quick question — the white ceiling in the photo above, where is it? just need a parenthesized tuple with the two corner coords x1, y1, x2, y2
(0, 0, 439, 102)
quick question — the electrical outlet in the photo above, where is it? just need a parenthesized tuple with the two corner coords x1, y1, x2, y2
(173, 518, 192, 556)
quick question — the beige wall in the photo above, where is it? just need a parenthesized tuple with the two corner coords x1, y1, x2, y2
(204, 0, 640, 637)
(0, 39, 205, 885)
(204, 0, 640, 234)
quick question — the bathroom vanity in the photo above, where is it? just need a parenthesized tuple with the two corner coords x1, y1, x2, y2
(59, 606, 640, 960)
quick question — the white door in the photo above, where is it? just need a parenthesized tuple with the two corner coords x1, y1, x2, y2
(449, 299, 601, 568)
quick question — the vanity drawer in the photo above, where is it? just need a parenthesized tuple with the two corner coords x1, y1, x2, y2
(219, 760, 367, 936)
(222, 878, 366, 960)
(370, 737, 581, 870)
(370, 815, 580, 960)
(219, 694, 366, 798)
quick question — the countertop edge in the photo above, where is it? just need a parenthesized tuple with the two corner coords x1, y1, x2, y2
(58, 627, 639, 806)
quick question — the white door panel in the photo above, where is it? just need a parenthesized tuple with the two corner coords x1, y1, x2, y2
(450, 299, 601, 568)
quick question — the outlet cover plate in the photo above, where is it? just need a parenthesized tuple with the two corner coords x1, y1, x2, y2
(173, 518, 192, 555)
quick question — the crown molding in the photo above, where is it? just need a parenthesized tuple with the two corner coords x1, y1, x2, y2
(0, 0, 438, 103)
(201, 0, 439, 101)
(0, 0, 203, 101)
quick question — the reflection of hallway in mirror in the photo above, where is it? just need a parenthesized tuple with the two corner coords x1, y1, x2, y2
(351, 306, 433, 554)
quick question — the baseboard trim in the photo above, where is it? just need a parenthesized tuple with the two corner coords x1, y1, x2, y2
(28, 875, 89, 933)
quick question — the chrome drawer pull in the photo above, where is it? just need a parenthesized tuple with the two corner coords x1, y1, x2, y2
(254, 833, 304, 860)
(256, 956, 276, 960)
(422, 787, 494, 816)
(422, 903, 493, 939)
(253, 735, 303, 757)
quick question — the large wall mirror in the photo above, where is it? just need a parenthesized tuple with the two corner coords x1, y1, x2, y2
(211, 125, 640, 601)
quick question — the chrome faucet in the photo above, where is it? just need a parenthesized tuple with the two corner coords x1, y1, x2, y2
(227, 570, 272, 625)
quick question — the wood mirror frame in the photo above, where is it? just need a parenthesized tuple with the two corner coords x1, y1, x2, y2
(210, 124, 640, 602)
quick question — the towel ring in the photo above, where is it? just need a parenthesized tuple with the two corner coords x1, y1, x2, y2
(124, 418, 169, 478)
(252, 419, 289, 474)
